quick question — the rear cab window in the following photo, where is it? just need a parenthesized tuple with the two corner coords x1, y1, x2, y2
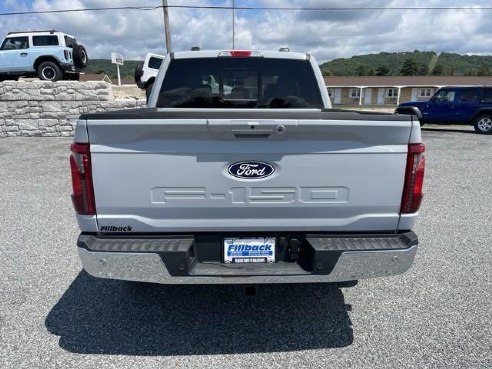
(64, 36, 77, 48)
(157, 57, 323, 109)
(481, 88, 492, 103)
(148, 57, 163, 70)
(32, 35, 59, 47)
(457, 88, 478, 103)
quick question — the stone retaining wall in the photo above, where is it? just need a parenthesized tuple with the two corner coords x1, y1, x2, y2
(0, 81, 145, 137)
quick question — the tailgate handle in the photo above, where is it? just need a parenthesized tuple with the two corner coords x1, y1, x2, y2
(232, 128, 272, 138)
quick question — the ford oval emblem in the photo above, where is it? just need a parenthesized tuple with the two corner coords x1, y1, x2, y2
(228, 161, 275, 179)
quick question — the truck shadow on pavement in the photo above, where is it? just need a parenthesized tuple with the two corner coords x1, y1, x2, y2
(45, 271, 353, 355)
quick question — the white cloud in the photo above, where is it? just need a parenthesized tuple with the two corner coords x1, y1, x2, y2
(0, 0, 490, 62)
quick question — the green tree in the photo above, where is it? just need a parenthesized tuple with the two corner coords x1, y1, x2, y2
(400, 58, 419, 76)
(431, 64, 444, 75)
(477, 63, 492, 76)
(356, 65, 375, 76)
(418, 64, 429, 75)
(376, 65, 390, 76)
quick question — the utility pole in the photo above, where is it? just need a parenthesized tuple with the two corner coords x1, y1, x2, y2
(162, 0, 172, 53)
(232, 0, 235, 49)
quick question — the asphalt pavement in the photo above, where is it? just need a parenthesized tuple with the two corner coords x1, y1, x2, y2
(0, 128, 491, 369)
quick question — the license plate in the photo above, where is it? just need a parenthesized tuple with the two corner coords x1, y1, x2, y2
(224, 237, 276, 263)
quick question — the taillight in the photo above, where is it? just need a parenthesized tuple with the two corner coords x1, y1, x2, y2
(400, 143, 425, 213)
(64, 49, 70, 60)
(70, 143, 96, 215)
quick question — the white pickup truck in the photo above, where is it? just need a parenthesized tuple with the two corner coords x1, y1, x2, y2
(70, 49, 425, 284)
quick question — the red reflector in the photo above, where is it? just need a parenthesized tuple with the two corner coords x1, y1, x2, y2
(70, 143, 96, 215)
(229, 50, 252, 57)
(401, 143, 426, 214)
(408, 143, 425, 154)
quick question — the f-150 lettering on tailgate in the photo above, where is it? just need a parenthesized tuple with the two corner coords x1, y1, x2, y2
(151, 187, 349, 205)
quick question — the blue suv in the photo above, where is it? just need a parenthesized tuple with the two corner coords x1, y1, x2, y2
(0, 30, 88, 82)
(397, 86, 492, 134)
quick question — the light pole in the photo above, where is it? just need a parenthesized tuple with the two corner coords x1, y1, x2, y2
(162, 0, 172, 53)
(232, 0, 235, 49)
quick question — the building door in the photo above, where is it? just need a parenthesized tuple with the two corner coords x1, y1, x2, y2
(364, 88, 372, 105)
(411, 88, 418, 101)
(333, 88, 342, 104)
(377, 88, 385, 105)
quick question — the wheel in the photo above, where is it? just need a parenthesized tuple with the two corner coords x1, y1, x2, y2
(134, 61, 144, 85)
(73, 45, 88, 68)
(473, 115, 492, 134)
(37, 61, 63, 82)
(145, 81, 154, 100)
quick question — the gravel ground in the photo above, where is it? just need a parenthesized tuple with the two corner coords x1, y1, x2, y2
(112, 85, 146, 100)
(0, 129, 491, 369)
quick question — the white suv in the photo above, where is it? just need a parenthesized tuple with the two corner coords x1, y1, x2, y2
(134, 52, 165, 97)
(0, 30, 88, 82)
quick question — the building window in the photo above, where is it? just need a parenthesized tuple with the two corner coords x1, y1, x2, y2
(327, 88, 334, 98)
(386, 88, 398, 97)
(418, 88, 433, 97)
(350, 88, 361, 98)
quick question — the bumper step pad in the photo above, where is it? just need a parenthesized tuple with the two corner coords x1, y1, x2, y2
(78, 234, 195, 276)
(79, 235, 194, 253)
(304, 232, 417, 274)
(306, 232, 417, 252)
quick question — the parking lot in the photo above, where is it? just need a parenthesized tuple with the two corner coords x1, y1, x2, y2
(0, 127, 491, 369)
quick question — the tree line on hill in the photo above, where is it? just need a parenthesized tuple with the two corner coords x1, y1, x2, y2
(86, 50, 492, 81)
(85, 59, 141, 80)
(320, 50, 492, 77)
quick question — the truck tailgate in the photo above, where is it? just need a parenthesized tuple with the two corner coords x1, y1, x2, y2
(86, 111, 414, 233)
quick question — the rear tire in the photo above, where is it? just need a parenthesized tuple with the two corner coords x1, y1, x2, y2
(37, 61, 63, 82)
(73, 45, 88, 68)
(473, 115, 492, 134)
(134, 61, 144, 86)
(145, 81, 154, 101)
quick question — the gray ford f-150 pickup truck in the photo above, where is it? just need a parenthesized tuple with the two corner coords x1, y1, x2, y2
(71, 49, 425, 284)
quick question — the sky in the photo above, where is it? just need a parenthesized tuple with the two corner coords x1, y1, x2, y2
(0, 0, 491, 63)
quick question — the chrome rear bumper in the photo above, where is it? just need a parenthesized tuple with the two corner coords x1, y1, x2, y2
(77, 232, 418, 284)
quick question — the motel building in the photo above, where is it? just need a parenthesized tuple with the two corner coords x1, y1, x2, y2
(324, 76, 492, 106)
